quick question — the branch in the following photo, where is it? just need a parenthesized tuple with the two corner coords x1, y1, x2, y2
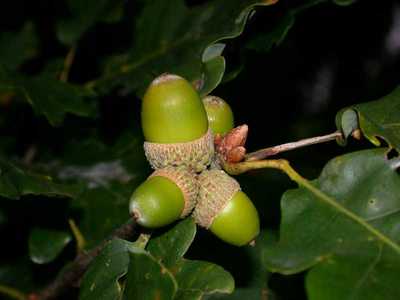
(59, 46, 76, 82)
(245, 131, 343, 161)
(29, 218, 137, 300)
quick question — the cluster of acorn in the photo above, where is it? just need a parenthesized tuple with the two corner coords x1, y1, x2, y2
(129, 73, 260, 246)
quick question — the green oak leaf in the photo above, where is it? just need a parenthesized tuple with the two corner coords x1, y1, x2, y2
(147, 217, 196, 268)
(57, 0, 125, 45)
(263, 148, 400, 300)
(89, 0, 278, 97)
(246, 0, 328, 53)
(79, 239, 133, 300)
(0, 65, 96, 126)
(123, 248, 178, 300)
(70, 183, 139, 249)
(148, 218, 235, 299)
(28, 228, 72, 264)
(0, 157, 79, 200)
(336, 86, 400, 150)
(0, 22, 38, 70)
(173, 259, 234, 300)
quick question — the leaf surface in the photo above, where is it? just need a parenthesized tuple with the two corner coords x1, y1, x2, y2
(336, 86, 400, 151)
(79, 239, 132, 300)
(0, 65, 96, 126)
(263, 148, 400, 300)
(29, 228, 72, 264)
(90, 0, 278, 96)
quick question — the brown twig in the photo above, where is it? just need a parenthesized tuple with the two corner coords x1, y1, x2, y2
(29, 218, 136, 300)
(59, 46, 76, 82)
(245, 131, 343, 161)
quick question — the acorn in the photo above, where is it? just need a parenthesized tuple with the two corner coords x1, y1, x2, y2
(142, 73, 214, 172)
(193, 170, 260, 246)
(202, 95, 234, 135)
(129, 167, 198, 228)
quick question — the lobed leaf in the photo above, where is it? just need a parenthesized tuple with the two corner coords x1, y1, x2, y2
(0, 65, 97, 126)
(0, 22, 38, 70)
(0, 157, 79, 200)
(336, 86, 400, 151)
(57, 0, 125, 45)
(147, 217, 197, 268)
(89, 0, 278, 97)
(173, 259, 234, 300)
(263, 148, 400, 300)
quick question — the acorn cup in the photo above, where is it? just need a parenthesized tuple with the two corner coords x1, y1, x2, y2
(193, 169, 260, 246)
(142, 73, 214, 172)
(202, 95, 234, 135)
(129, 167, 199, 228)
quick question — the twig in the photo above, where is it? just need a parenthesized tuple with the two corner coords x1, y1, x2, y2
(245, 131, 343, 161)
(223, 159, 400, 255)
(30, 218, 137, 300)
(0, 285, 26, 300)
(59, 46, 76, 82)
(68, 219, 86, 253)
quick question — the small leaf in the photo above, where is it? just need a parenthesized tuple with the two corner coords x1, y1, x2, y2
(336, 86, 400, 151)
(0, 65, 97, 126)
(79, 239, 132, 300)
(147, 218, 196, 268)
(198, 56, 226, 97)
(123, 248, 178, 300)
(0, 157, 80, 200)
(263, 148, 400, 300)
(173, 259, 235, 299)
(0, 22, 38, 70)
(28, 228, 72, 264)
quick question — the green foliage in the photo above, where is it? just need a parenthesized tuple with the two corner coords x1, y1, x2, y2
(337, 86, 400, 151)
(90, 0, 276, 96)
(0, 0, 398, 300)
(57, 0, 125, 45)
(29, 228, 72, 264)
(263, 148, 400, 299)
(0, 157, 79, 200)
(80, 219, 234, 300)
(0, 65, 96, 126)
(0, 22, 38, 71)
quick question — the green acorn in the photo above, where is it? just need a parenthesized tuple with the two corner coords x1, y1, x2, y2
(142, 73, 214, 172)
(129, 167, 198, 228)
(193, 170, 260, 246)
(202, 95, 234, 135)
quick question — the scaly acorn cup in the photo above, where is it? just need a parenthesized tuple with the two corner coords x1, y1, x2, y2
(129, 167, 199, 228)
(202, 95, 234, 135)
(142, 73, 214, 172)
(193, 170, 260, 246)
